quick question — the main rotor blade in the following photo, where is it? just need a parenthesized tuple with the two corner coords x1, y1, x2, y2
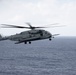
(1, 24, 47, 29)
(1, 24, 30, 29)
(25, 22, 48, 29)
(25, 22, 48, 28)
(35, 27, 48, 28)
(43, 23, 59, 27)
(51, 25, 66, 28)
(26, 22, 32, 27)
(1, 23, 65, 29)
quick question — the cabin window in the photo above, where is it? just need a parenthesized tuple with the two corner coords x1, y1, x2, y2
(45, 32, 47, 34)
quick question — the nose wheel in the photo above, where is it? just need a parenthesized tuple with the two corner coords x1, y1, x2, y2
(49, 38, 52, 41)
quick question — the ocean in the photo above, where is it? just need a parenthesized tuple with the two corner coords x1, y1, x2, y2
(0, 37, 76, 75)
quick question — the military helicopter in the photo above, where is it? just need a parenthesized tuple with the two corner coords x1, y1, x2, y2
(0, 23, 59, 44)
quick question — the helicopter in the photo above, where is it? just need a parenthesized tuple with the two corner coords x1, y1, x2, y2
(0, 23, 59, 44)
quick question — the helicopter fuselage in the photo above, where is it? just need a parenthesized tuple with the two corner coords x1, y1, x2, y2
(5, 29, 52, 44)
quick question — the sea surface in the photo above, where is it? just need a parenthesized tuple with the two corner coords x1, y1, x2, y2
(0, 37, 76, 75)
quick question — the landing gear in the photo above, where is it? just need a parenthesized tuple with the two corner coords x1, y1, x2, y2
(49, 38, 52, 41)
(24, 41, 27, 44)
(24, 41, 31, 44)
(29, 41, 31, 44)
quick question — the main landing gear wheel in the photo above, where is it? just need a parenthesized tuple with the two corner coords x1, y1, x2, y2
(29, 41, 31, 44)
(24, 41, 27, 44)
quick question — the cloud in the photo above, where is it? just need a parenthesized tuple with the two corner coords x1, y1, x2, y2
(0, 0, 57, 23)
(0, 0, 76, 36)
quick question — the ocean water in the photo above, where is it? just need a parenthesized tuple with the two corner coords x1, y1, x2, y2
(0, 37, 76, 75)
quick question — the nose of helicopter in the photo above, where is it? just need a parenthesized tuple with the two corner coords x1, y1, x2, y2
(47, 32, 53, 41)
(49, 33, 52, 38)
(47, 32, 52, 38)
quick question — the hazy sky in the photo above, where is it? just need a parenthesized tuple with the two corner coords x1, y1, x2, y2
(0, 0, 76, 36)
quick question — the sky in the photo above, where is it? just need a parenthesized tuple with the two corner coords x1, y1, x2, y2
(0, 0, 76, 36)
